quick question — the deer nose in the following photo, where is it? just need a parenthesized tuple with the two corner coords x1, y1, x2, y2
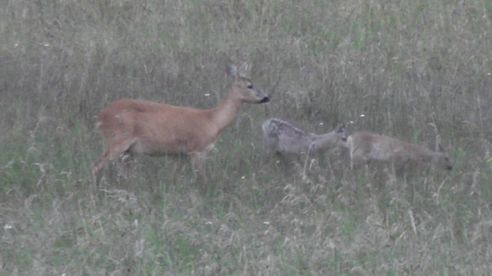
(260, 96, 270, 103)
(446, 164, 453, 170)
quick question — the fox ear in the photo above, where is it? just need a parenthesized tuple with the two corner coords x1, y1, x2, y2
(335, 123, 346, 133)
(335, 123, 348, 141)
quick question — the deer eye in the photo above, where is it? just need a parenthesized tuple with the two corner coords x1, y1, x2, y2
(247, 84, 253, 89)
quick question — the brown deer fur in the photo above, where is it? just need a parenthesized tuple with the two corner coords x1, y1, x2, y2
(92, 65, 269, 180)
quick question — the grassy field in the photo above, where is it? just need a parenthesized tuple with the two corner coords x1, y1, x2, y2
(1, 0, 491, 274)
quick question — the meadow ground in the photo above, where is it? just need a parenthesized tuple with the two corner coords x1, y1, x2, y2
(1, 0, 491, 274)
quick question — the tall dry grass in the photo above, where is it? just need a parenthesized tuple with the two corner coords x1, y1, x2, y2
(1, 0, 491, 274)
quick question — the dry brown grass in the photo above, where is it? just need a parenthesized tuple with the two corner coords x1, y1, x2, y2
(1, 0, 491, 274)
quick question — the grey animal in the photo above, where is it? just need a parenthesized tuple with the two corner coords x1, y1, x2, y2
(262, 118, 347, 156)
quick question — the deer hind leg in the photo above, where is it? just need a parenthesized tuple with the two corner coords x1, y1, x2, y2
(92, 138, 137, 179)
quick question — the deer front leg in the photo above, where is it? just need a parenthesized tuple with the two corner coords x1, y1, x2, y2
(190, 151, 208, 183)
(92, 138, 136, 181)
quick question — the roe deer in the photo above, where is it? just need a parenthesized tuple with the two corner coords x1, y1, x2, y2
(262, 118, 347, 156)
(342, 132, 453, 171)
(92, 64, 269, 181)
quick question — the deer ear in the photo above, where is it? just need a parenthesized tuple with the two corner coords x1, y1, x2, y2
(226, 64, 238, 79)
(438, 143, 445, 153)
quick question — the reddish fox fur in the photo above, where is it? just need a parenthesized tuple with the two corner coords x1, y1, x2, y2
(343, 131, 452, 171)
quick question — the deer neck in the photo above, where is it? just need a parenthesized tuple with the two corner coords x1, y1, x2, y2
(429, 150, 445, 160)
(311, 132, 336, 150)
(210, 89, 242, 133)
(406, 143, 436, 161)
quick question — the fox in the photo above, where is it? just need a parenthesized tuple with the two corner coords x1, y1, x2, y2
(342, 131, 453, 171)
